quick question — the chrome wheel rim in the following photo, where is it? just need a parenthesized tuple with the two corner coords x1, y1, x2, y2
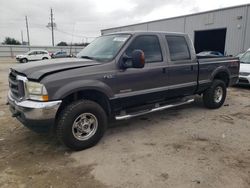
(214, 86, 223, 103)
(72, 113, 98, 141)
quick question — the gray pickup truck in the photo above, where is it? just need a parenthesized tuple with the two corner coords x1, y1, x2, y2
(7, 32, 239, 150)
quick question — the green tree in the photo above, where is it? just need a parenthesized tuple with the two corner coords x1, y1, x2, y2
(2, 37, 21, 45)
(57, 41, 68, 46)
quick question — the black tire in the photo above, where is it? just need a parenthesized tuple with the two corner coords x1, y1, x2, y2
(203, 79, 227, 109)
(42, 57, 48, 60)
(56, 100, 107, 150)
(21, 58, 28, 63)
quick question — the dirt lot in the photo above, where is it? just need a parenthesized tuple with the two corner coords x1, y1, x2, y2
(0, 59, 250, 188)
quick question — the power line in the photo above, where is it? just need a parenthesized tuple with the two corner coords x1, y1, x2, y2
(1, 17, 98, 44)
(25, 16, 30, 45)
(55, 28, 97, 39)
(21, 30, 23, 44)
(46, 8, 56, 46)
(50, 8, 55, 46)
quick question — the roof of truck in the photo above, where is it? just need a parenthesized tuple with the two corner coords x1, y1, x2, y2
(105, 31, 187, 36)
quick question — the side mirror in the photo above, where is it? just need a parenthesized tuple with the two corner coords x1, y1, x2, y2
(131, 50, 145, 68)
(121, 50, 145, 69)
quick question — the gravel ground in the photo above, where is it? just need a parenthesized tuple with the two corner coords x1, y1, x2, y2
(0, 59, 250, 188)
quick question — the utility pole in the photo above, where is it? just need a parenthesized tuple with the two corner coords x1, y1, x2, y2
(21, 30, 24, 45)
(25, 16, 30, 45)
(50, 8, 55, 46)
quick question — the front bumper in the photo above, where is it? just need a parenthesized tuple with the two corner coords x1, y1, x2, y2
(7, 92, 62, 133)
(238, 75, 250, 85)
(16, 57, 21, 61)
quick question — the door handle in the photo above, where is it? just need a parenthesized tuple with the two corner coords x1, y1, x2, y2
(162, 68, 166, 73)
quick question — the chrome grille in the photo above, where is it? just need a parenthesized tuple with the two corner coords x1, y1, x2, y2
(9, 70, 25, 100)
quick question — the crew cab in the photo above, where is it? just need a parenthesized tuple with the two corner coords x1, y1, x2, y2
(7, 32, 239, 150)
(16, 50, 51, 63)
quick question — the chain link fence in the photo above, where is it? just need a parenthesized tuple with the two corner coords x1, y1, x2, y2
(0, 45, 84, 58)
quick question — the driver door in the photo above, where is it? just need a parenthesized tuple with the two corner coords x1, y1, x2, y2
(113, 35, 168, 108)
(35, 51, 43, 60)
(28, 51, 37, 61)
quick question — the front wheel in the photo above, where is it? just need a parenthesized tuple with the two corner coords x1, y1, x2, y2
(21, 58, 28, 63)
(56, 100, 107, 150)
(203, 79, 227, 109)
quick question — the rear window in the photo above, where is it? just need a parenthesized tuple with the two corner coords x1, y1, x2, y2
(166, 36, 191, 61)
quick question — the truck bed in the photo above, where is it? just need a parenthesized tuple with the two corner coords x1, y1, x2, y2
(197, 57, 239, 93)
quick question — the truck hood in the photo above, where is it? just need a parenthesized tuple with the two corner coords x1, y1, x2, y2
(240, 63, 250, 73)
(13, 58, 101, 80)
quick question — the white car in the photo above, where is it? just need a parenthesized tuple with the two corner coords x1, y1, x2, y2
(238, 49, 250, 85)
(16, 50, 51, 63)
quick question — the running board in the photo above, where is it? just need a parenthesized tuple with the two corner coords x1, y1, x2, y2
(115, 99, 194, 120)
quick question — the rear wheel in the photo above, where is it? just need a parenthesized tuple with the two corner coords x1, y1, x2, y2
(203, 79, 227, 109)
(42, 57, 48, 60)
(56, 100, 107, 150)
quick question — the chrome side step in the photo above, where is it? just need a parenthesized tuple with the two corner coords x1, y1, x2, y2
(115, 99, 194, 120)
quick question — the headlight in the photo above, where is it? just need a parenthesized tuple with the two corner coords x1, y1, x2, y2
(26, 81, 48, 101)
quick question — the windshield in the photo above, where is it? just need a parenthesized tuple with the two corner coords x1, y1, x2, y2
(240, 51, 250, 64)
(25, 50, 33, 55)
(77, 34, 130, 62)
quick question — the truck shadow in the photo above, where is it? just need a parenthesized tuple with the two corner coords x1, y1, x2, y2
(232, 85, 250, 90)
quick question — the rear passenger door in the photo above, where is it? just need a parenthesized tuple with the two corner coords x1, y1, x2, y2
(165, 35, 198, 97)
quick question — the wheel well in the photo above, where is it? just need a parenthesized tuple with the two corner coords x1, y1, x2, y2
(214, 72, 229, 87)
(56, 90, 111, 119)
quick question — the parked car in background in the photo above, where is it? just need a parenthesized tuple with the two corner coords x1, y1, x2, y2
(16, 50, 51, 63)
(51, 51, 71, 58)
(197, 51, 224, 58)
(236, 52, 244, 58)
(238, 49, 250, 85)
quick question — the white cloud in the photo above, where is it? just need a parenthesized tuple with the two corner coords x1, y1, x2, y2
(0, 0, 249, 45)
(94, 0, 137, 13)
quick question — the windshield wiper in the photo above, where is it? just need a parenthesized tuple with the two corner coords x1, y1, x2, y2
(81, 56, 95, 60)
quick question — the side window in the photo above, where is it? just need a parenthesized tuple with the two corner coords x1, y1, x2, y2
(166, 36, 191, 61)
(126, 35, 163, 63)
(29, 51, 36, 55)
(241, 52, 250, 63)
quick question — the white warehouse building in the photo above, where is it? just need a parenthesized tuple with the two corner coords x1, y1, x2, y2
(101, 4, 250, 56)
